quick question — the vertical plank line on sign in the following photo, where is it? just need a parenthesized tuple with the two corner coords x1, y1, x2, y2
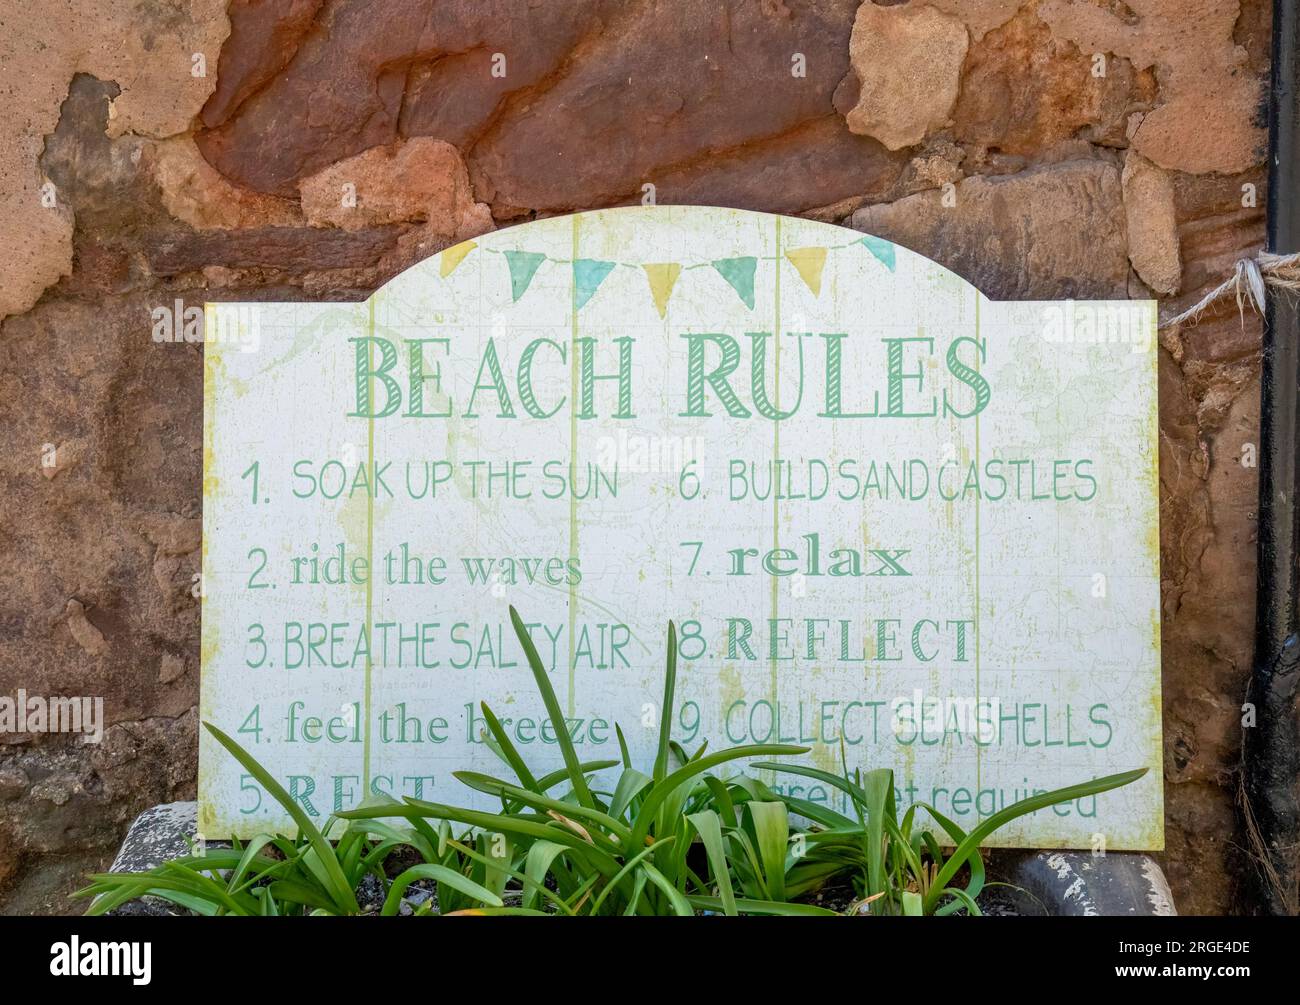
(363, 296, 377, 790)
(974, 292, 981, 799)
(568, 214, 581, 716)
(771, 217, 782, 708)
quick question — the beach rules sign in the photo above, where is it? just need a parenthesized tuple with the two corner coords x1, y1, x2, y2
(199, 206, 1162, 848)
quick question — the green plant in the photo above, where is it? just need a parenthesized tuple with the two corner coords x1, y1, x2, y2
(340, 607, 821, 915)
(79, 609, 815, 916)
(79, 724, 400, 916)
(79, 605, 1147, 918)
(78, 720, 528, 916)
(752, 750, 1147, 916)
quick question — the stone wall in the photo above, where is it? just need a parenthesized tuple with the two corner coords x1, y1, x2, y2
(0, 0, 1271, 915)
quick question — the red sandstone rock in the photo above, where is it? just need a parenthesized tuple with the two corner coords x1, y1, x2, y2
(202, 0, 325, 129)
(850, 158, 1130, 300)
(0, 1, 230, 320)
(929, 0, 1021, 41)
(194, 0, 612, 196)
(152, 137, 302, 231)
(1039, 0, 1267, 175)
(841, 1, 969, 150)
(195, 0, 882, 215)
(1123, 151, 1182, 296)
(953, 7, 1146, 156)
(298, 138, 492, 240)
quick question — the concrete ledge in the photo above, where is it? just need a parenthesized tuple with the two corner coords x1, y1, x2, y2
(110, 802, 200, 875)
(990, 850, 1177, 916)
(104, 802, 203, 917)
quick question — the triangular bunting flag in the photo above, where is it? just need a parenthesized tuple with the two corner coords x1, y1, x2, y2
(504, 250, 546, 301)
(711, 256, 757, 309)
(784, 246, 828, 296)
(860, 235, 896, 272)
(439, 240, 476, 278)
(642, 263, 682, 319)
(573, 259, 616, 310)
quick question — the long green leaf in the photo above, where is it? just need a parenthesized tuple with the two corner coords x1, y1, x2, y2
(227, 834, 279, 894)
(641, 862, 693, 916)
(535, 760, 620, 795)
(687, 895, 838, 917)
(609, 768, 653, 820)
(509, 606, 595, 808)
(924, 768, 1147, 913)
(441, 837, 575, 916)
(340, 800, 621, 877)
(937, 886, 983, 916)
(522, 840, 570, 911)
(267, 879, 336, 912)
(652, 621, 678, 783)
(746, 801, 789, 902)
(477, 830, 513, 899)
(615, 723, 633, 770)
(623, 872, 648, 915)
(589, 837, 677, 916)
(687, 812, 736, 916)
(785, 857, 848, 899)
(629, 744, 808, 849)
(703, 777, 737, 828)
(914, 801, 984, 904)
(752, 760, 868, 806)
(453, 771, 632, 846)
(479, 701, 541, 791)
(204, 722, 359, 914)
(447, 906, 550, 916)
(781, 795, 856, 831)
(382, 863, 503, 916)
(862, 768, 891, 906)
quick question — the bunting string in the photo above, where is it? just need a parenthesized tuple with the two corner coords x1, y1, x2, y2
(443, 231, 1284, 328)
(435, 233, 901, 314)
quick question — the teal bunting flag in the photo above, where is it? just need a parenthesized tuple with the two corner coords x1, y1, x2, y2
(711, 256, 757, 309)
(860, 235, 896, 272)
(573, 259, 616, 310)
(504, 250, 546, 301)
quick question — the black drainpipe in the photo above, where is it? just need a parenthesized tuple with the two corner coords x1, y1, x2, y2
(1243, 0, 1300, 917)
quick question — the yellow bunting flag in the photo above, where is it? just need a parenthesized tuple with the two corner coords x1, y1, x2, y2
(439, 240, 477, 278)
(784, 246, 828, 296)
(642, 263, 682, 319)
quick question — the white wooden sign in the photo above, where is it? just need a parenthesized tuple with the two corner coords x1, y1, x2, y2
(200, 206, 1162, 848)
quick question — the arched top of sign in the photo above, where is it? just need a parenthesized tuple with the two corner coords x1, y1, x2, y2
(374, 206, 972, 322)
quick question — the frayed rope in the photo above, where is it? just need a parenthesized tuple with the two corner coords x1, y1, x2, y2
(1159, 250, 1300, 330)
